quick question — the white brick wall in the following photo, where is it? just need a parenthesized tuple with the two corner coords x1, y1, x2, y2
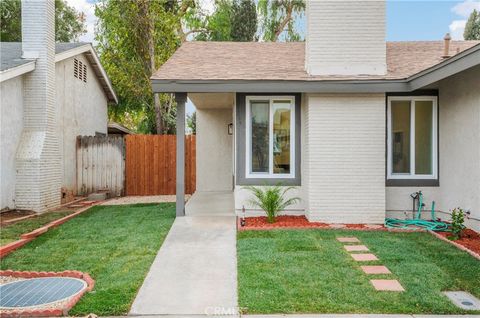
(305, 0, 386, 76)
(305, 94, 386, 223)
(15, 0, 61, 212)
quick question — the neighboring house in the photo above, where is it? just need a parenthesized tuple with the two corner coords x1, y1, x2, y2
(0, 1, 117, 212)
(152, 1, 480, 231)
(108, 122, 135, 136)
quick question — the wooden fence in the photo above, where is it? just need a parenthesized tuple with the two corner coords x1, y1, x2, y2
(125, 135, 196, 195)
(76, 136, 125, 196)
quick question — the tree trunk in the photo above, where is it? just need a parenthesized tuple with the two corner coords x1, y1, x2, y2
(154, 94, 163, 134)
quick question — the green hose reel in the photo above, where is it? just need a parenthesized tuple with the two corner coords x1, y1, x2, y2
(385, 191, 449, 231)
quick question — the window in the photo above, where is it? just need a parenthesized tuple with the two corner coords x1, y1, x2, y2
(246, 96, 295, 178)
(387, 96, 438, 181)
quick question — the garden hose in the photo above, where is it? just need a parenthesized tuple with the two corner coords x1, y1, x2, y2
(385, 195, 450, 231)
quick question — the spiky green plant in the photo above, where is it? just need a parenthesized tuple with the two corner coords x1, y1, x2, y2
(244, 185, 300, 223)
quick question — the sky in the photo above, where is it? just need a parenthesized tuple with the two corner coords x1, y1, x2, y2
(67, 0, 480, 113)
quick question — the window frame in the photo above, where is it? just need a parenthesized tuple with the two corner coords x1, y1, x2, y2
(245, 95, 296, 179)
(387, 95, 438, 182)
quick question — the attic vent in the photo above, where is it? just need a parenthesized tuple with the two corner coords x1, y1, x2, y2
(73, 58, 87, 83)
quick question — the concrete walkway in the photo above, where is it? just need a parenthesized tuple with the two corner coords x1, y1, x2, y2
(129, 192, 237, 315)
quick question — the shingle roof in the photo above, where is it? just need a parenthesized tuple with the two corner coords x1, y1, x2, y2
(152, 41, 480, 81)
(0, 42, 87, 71)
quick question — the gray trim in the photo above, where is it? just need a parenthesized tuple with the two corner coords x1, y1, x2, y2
(151, 43, 480, 93)
(386, 179, 439, 187)
(235, 93, 301, 186)
(175, 92, 187, 216)
(385, 92, 440, 187)
(152, 80, 408, 93)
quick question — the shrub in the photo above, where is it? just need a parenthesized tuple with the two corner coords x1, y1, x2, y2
(244, 185, 300, 223)
(450, 207, 466, 240)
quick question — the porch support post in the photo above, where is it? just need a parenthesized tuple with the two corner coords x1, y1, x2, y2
(175, 92, 187, 217)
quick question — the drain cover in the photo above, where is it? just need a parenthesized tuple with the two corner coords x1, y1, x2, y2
(0, 277, 86, 308)
(443, 291, 480, 310)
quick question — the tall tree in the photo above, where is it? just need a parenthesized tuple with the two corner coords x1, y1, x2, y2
(96, 0, 208, 134)
(0, 0, 86, 42)
(230, 0, 257, 41)
(464, 9, 480, 40)
(200, 0, 232, 41)
(257, 0, 305, 42)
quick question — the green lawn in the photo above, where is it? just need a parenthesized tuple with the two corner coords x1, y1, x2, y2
(0, 210, 73, 245)
(0, 203, 175, 316)
(237, 229, 480, 314)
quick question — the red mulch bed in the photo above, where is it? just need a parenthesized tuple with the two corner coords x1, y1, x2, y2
(238, 215, 386, 230)
(437, 229, 480, 255)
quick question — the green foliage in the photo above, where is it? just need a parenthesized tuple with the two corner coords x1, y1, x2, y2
(0, 0, 86, 42)
(231, 0, 257, 41)
(95, 0, 180, 134)
(464, 9, 480, 40)
(1, 203, 176, 315)
(450, 207, 466, 240)
(244, 185, 300, 223)
(200, 0, 232, 41)
(257, 0, 305, 42)
(187, 111, 197, 134)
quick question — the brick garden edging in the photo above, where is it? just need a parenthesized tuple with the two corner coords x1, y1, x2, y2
(428, 230, 480, 261)
(0, 270, 95, 317)
(0, 201, 103, 259)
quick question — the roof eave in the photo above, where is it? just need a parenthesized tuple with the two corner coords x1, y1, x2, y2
(151, 43, 480, 94)
(0, 60, 35, 82)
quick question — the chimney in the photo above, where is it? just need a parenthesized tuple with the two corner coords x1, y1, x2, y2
(15, 0, 61, 212)
(443, 33, 451, 58)
(305, 0, 387, 76)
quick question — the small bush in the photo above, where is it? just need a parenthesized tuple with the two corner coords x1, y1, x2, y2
(244, 185, 300, 223)
(449, 207, 466, 240)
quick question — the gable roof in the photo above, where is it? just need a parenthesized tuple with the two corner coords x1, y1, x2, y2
(0, 42, 117, 103)
(152, 41, 480, 82)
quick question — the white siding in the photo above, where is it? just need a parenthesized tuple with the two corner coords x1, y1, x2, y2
(0, 76, 24, 210)
(196, 108, 233, 192)
(55, 55, 108, 193)
(305, 0, 386, 76)
(386, 66, 480, 231)
(305, 94, 386, 223)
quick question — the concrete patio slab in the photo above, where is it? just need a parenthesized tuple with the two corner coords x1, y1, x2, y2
(370, 279, 405, 291)
(344, 245, 369, 252)
(337, 237, 360, 243)
(351, 253, 379, 261)
(129, 215, 237, 315)
(361, 265, 391, 274)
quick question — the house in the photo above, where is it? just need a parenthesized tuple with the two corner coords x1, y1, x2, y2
(0, 1, 117, 212)
(152, 1, 480, 231)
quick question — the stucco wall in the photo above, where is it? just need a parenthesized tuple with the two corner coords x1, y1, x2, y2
(305, 94, 386, 223)
(0, 76, 24, 210)
(55, 54, 108, 193)
(196, 108, 233, 192)
(386, 66, 480, 231)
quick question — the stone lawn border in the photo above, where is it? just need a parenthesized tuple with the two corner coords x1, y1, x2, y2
(0, 270, 95, 317)
(429, 230, 480, 261)
(0, 201, 105, 259)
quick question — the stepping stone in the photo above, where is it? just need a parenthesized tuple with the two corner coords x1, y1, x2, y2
(365, 224, 383, 229)
(370, 279, 404, 291)
(337, 237, 360, 243)
(344, 245, 369, 252)
(361, 265, 391, 274)
(351, 253, 378, 261)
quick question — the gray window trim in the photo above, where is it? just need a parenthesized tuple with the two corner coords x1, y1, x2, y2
(385, 91, 440, 187)
(236, 93, 301, 186)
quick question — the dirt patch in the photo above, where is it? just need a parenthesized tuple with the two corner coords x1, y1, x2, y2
(437, 229, 480, 255)
(0, 210, 35, 224)
(101, 195, 191, 205)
